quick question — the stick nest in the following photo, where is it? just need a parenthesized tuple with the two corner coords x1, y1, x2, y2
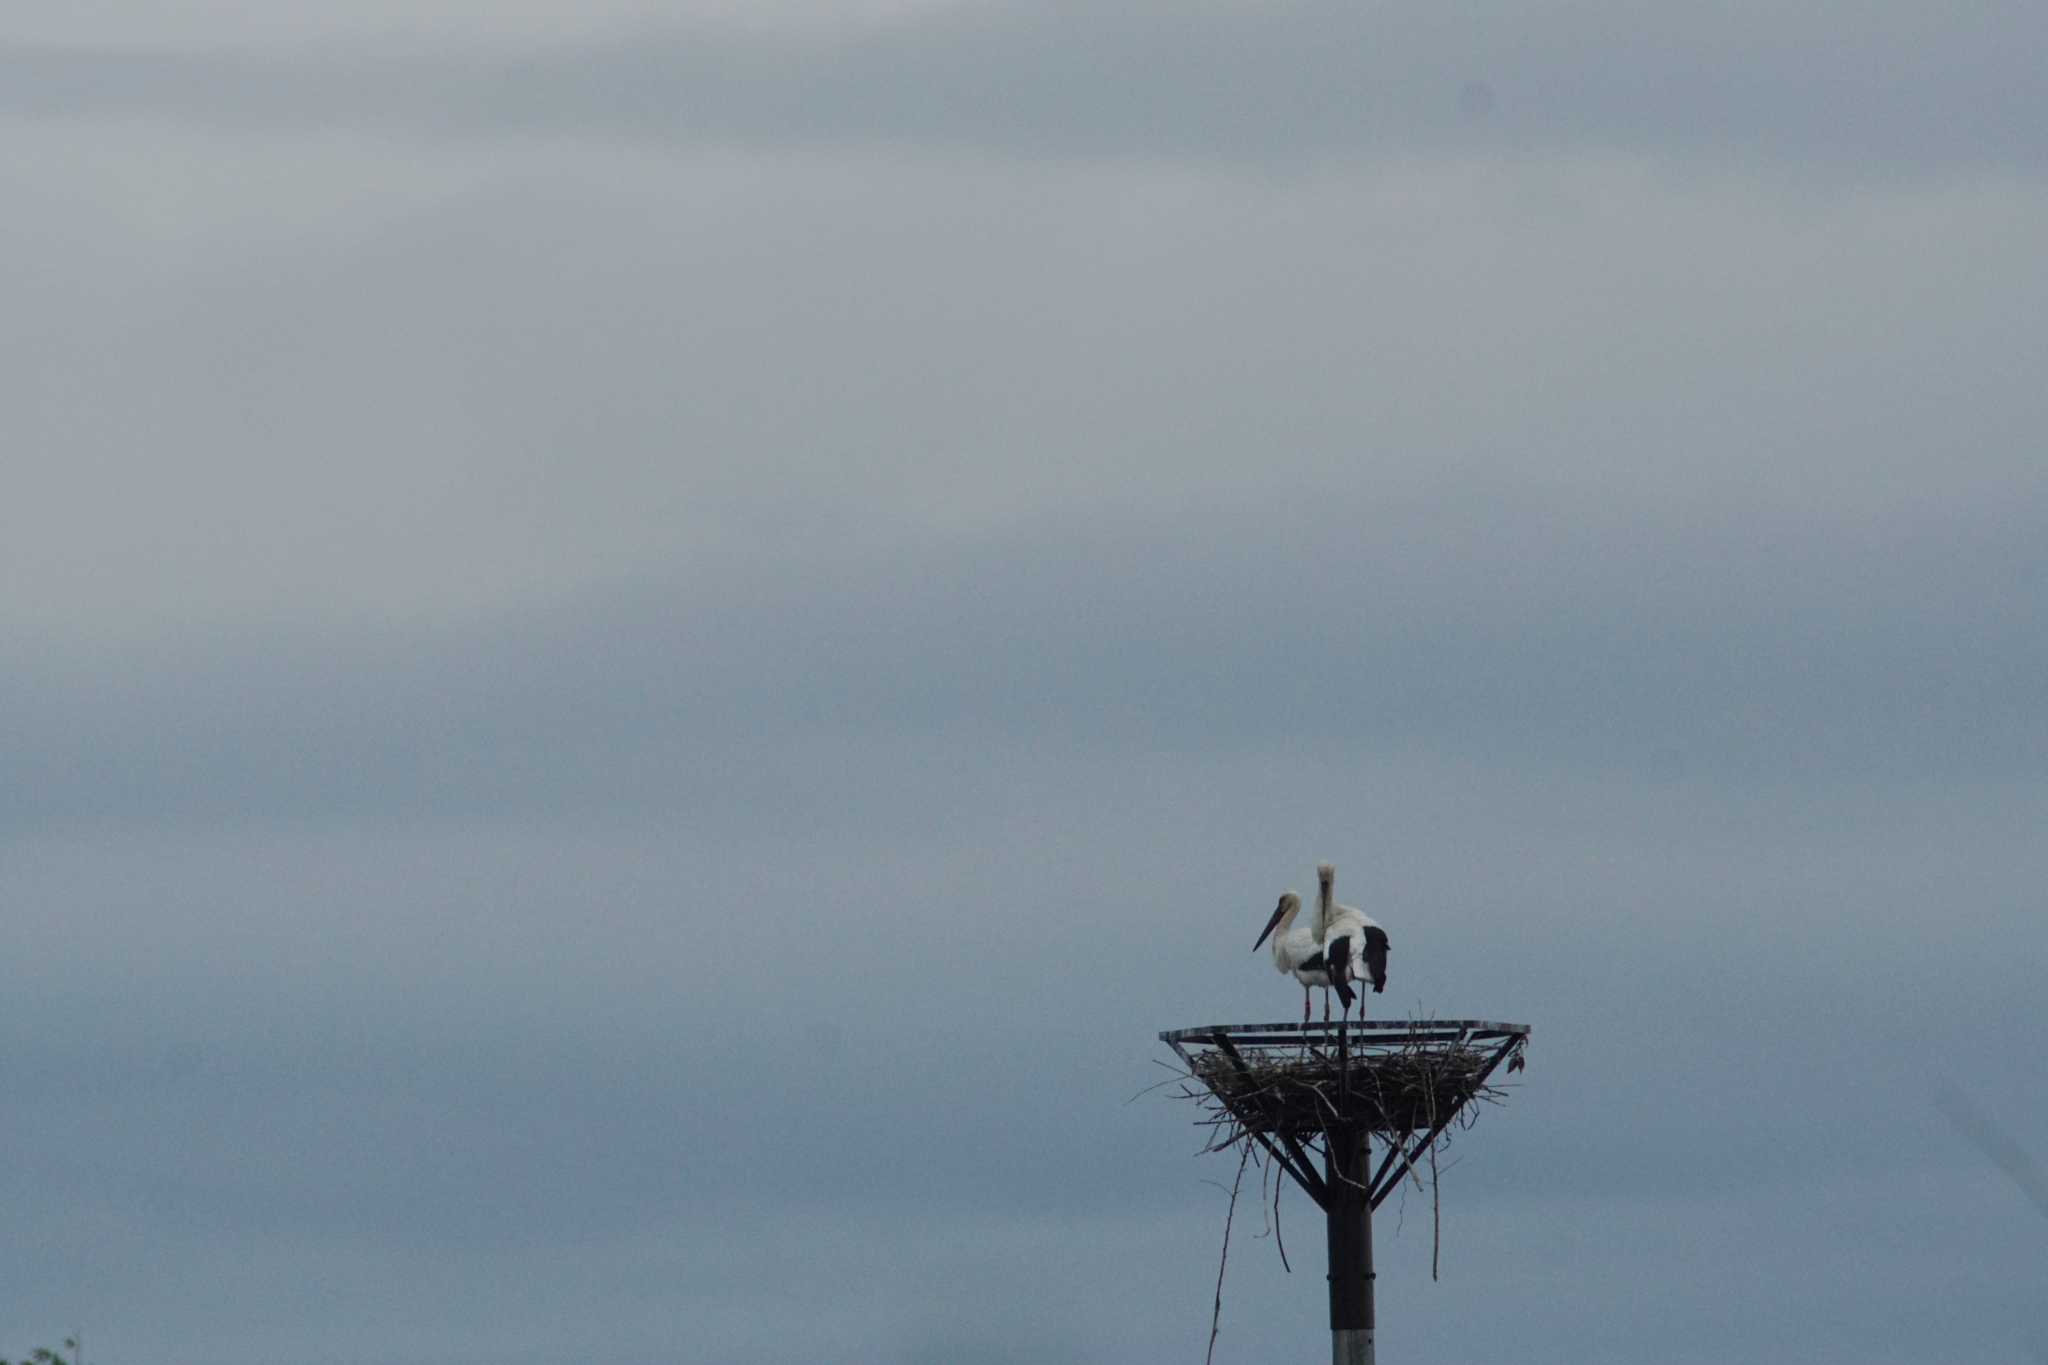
(1184, 1039, 1506, 1141)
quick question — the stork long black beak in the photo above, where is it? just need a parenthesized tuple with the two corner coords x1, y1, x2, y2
(1253, 896, 1289, 951)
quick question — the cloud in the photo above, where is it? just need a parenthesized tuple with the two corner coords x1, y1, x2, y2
(7, 127, 2045, 693)
(2, 0, 2045, 169)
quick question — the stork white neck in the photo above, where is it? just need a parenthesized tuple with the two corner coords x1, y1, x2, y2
(1254, 891, 1307, 974)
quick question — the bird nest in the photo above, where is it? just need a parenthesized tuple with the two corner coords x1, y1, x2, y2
(1188, 1040, 1492, 1136)
(1158, 1021, 1529, 1194)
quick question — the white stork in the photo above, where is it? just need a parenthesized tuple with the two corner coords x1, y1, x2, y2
(1253, 890, 1355, 1023)
(1315, 862, 1390, 1018)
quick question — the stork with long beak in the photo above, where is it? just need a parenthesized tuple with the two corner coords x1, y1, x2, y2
(1254, 890, 1355, 1023)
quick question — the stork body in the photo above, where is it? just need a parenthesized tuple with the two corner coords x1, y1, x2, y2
(1315, 862, 1390, 1017)
(1254, 890, 1355, 1022)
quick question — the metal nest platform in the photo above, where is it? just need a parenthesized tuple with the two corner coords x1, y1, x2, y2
(1159, 1019, 1529, 1214)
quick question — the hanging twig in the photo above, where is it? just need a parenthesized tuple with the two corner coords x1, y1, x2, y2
(1271, 1159, 1291, 1273)
(1425, 1050, 1442, 1281)
(1206, 1145, 1253, 1365)
(1248, 1148, 1293, 1274)
(1429, 1126, 1442, 1281)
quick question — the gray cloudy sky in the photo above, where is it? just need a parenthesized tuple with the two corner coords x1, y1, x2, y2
(5, 2, 2045, 1362)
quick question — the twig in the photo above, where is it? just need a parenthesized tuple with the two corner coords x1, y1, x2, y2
(1207, 1145, 1252, 1365)
(1425, 1054, 1441, 1281)
(1429, 1127, 1442, 1282)
(1271, 1158, 1291, 1273)
(1129, 1058, 1192, 1104)
(1128, 1072, 1190, 1104)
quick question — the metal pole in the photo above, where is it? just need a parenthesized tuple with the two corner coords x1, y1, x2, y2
(1326, 1123, 1375, 1365)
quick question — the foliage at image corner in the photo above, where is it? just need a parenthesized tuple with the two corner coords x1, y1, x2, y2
(1, 1339, 78, 1365)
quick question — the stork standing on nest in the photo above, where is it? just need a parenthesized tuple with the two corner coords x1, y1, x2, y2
(1315, 862, 1390, 1018)
(1254, 890, 1356, 1023)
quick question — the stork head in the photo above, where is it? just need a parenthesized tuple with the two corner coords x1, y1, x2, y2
(1254, 892, 1300, 950)
(1317, 862, 1335, 889)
